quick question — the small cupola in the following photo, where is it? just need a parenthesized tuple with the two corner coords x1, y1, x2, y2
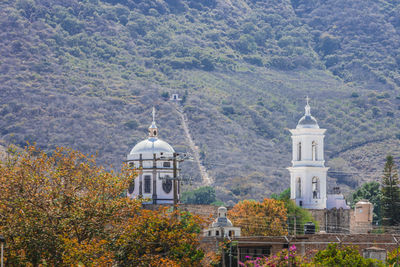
(297, 96, 319, 129)
(218, 206, 227, 218)
(148, 107, 158, 138)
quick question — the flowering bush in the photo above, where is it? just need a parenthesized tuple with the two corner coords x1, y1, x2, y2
(239, 245, 308, 267)
(240, 243, 385, 267)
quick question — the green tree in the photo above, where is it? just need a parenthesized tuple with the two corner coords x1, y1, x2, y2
(381, 155, 400, 226)
(313, 243, 383, 267)
(351, 181, 381, 224)
(181, 186, 217, 205)
(272, 188, 317, 234)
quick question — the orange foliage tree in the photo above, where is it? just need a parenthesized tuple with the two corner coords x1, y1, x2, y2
(228, 199, 288, 236)
(0, 145, 206, 266)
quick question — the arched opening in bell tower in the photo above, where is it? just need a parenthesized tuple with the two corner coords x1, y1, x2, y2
(297, 142, 302, 161)
(296, 177, 301, 198)
(312, 177, 320, 199)
(312, 141, 318, 161)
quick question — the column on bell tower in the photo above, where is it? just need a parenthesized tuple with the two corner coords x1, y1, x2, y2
(287, 98, 328, 209)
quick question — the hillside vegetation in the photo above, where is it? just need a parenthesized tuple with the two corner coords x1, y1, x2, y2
(1, 0, 400, 203)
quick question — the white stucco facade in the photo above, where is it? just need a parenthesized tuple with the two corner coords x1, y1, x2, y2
(126, 108, 179, 204)
(287, 100, 328, 209)
(204, 207, 241, 237)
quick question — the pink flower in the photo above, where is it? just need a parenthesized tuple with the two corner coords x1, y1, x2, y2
(284, 256, 288, 260)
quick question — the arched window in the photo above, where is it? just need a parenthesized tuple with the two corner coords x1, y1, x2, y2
(297, 142, 302, 161)
(296, 177, 302, 198)
(128, 179, 135, 194)
(312, 141, 317, 161)
(144, 175, 151, 193)
(312, 177, 320, 199)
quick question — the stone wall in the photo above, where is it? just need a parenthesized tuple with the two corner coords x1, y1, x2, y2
(309, 208, 353, 233)
(229, 234, 400, 259)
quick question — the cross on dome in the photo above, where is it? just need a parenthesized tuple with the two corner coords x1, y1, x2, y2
(305, 96, 311, 116)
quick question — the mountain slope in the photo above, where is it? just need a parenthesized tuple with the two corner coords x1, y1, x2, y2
(1, 0, 400, 203)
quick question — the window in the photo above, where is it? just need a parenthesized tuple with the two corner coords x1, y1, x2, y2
(216, 230, 219, 236)
(128, 179, 135, 194)
(144, 175, 151, 193)
(262, 247, 271, 256)
(312, 141, 317, 161)
(296, 177, 301, 198)
(163, 161, 171, 167)
(312, 177, 320, 199)
(129, 162, 134, 168)
(297, 142, 302, 161)
(229, 230, 234, 237)
(208, 231, 211, 236)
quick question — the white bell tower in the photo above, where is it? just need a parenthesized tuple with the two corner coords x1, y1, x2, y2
(287, 97, 328, 209)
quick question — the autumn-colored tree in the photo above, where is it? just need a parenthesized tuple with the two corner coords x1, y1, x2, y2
(0, 145, 206, 266)
(228, 199, 288, 236)
(114, 208, 205, 266)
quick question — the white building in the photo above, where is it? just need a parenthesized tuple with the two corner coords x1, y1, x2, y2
(126, 108, 179, 204)
(169, 93, 181, 101)
(288, 98, 349, 210)
(287, 99, 328, 209)
(204, 207, 241, 237)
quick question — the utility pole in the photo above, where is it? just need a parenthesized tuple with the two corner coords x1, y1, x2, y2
(158, 153, 192, 214)
(139, 153, 143, 198)
(173, 152, 178, 212)
(0, 235, 5, 267)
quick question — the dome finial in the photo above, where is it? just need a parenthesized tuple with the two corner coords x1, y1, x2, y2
(149, 106, 158, 137)
(305, 96, 311, 116)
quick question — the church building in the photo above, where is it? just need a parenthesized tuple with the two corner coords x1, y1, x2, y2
(126, 108, 179, 204)
(288, 98, 348, 210)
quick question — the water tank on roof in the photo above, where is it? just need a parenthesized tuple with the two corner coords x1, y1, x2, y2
(304, 222, 316, 234)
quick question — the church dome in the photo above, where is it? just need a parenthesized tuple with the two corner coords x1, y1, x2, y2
(212, 217, 233, 227)
(296, 98, 319, 129)
(129, 137, 175, 154)
(211, 207, 233, 227)
(297, 115, 319, 129)
(128, 107, 175, 157)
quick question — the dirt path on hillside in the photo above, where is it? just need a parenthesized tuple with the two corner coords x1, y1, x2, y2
(175, 104, 213, 185)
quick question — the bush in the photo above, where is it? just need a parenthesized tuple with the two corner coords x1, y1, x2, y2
(243, 56, 263, 66)
(181, 186, 217, 204)
(314, 243, 383, 267)
(123, 120, 138, 129)
(161, 91, 169, 99)
(222, 105, 235, 115)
